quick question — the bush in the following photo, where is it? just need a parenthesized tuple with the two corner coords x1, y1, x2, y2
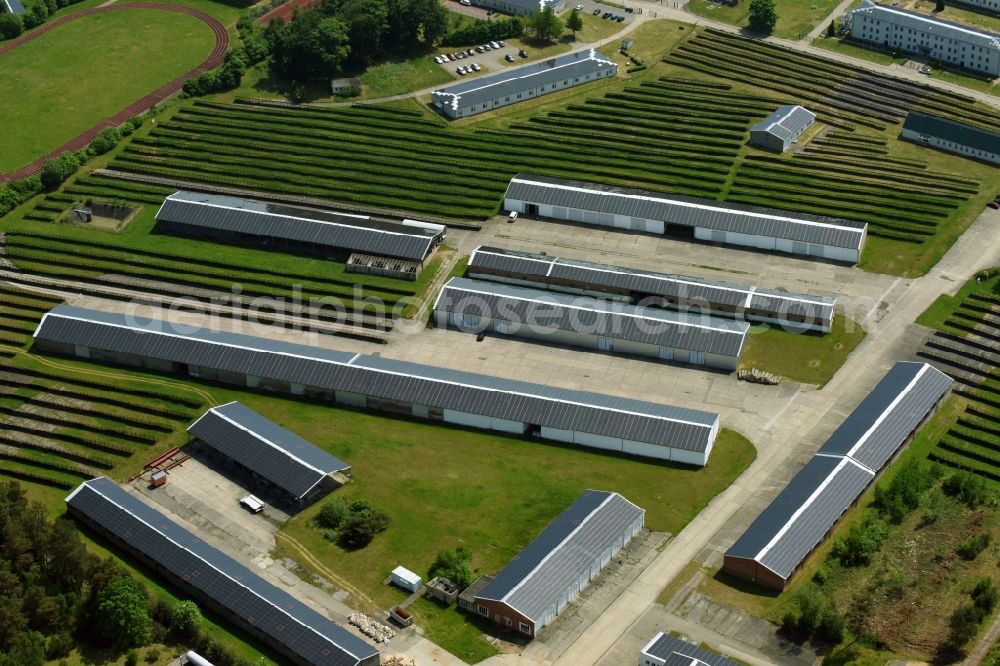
(316, 497, 350, 530)
(144, 647, 160, 664)
(783, 584, 845, 643)
(87, 127, 121, 157)
(957, 533, 992, 560)
(0, 12, 23, 39)
(120, 116, 145, 136)
(94, 576, 152, 648)
(44, 633, 74, 660)
(832, 514, 888, 567)
(125, 649, 139, 666)
(428, 546, 474, 588)
(441, 17, 523, 46)
(39, 153, 81, 189)
(943, 471, 994, 507)
(337, 500, 390, 549)
(972, 578, 997, 613)
(874, 460, 934, 523)
(949, 604, 983, 646)
(170, 600, 202, 639)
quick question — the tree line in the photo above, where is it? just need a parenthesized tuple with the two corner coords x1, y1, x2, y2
(0, 480, 251, 666)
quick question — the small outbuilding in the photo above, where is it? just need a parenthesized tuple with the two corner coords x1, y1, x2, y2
(749, 105, 816, 153)
(390, 566, 422, 593)
(458, 575, 495, 613)
(425, 577, 460, 605)
(330, 77, 361, 96)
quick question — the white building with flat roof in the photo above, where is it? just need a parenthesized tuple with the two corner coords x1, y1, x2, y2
(846, 0, 1000, 77)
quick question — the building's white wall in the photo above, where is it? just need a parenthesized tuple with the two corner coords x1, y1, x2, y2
(539, 426, 576, 444)
(573, 431, 624, 452)
(902, 127, 1000, 165)
(849, 11, 1000, 76)
(444, 410, 526, 433)
(335, 391, 367, 408)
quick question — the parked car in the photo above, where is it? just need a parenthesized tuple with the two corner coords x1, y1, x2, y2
(919, 65, 932, 75)
(457, 66, 466, 74)
(989, 201, 1000, 210)
(240, 495, 264, 514)
(457, 52, 466, 59)
(505, 53, 515, 62)
(467, 48, 476, 55)
(476, 45, 485, 53)
(433, 55, 442, 63)
(473, 63, 482, 71)
(497, 40, 505, 46)
(518, 48, 528, 57)
(507, 211, 518, 223)
(574, 3, 583, 8)
(616, 15, 624, 21)
(624, 5, 633, 11)
(447, 53, 456, 61)
(459, 0, 471, 4)
(593, 7, 601, 13)
(489, 41, 500, 48)
(602, 11, 611, 18)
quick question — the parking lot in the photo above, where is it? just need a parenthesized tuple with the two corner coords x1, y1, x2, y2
(434, 39, 526, 77)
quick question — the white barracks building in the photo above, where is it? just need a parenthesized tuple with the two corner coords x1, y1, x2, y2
(846, 0, 1000, 77)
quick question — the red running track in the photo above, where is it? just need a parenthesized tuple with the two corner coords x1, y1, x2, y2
(0, 3, 229, 182)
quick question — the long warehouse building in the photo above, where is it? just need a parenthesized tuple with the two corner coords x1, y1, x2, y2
(188, 401, 352, 506)
(434, 277, 749, 370)
(33, 305, 721, 465)
(66, 477, 379, 666)
(468, 246, 836, 332)
(503, 175, 868, 263)
(471, 490, 644, 637)
(155, 191, 443, 264)
(723, 361, 952, 589)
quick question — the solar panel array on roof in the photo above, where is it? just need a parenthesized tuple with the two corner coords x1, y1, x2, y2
(66, 477, 378, 666)
(817, 362, 952, 472)
(34, 305, 720, 454)
(432, 50, 616, 111)
(641, 632, 741, 666)
(903, 112, 1000, 156)
(503, 175, 867, 250)
(155, 192, 435, 262)
(724, 362, 951, 583)
(188, 402, 351, 501)
(467, 246, 836, 327)
(436, 277, 749, 357)
(476, 490, 643, 623)
(2, 0, 25, 14)
(750, 105, 815, 141)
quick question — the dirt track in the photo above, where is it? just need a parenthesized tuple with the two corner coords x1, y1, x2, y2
(0, 3, 229, 183)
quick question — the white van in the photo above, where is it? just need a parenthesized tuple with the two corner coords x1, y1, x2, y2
(239, 495, 265, 514)
(507, 211, 518, 223)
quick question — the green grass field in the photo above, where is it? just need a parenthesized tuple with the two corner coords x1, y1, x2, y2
(740, 315, 866, 387)
(688, 0, 844, 39)
(0, 341, 756, 664)
(0, 9, 215, 173)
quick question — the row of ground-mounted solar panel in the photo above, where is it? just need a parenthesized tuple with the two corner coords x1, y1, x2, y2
(476, 490, 644, 623)
(724, 361, 952, 583)
(34, 305, 720, 453)
(467, 246, 836, 330)
(156, 191, 437, 262)
(435, 277, 750, 357)
(188, 401, 351, 500)
(67, 477, 379, 666)
(504, 174, 868, 251)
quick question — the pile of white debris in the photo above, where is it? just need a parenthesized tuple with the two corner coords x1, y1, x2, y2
(349, 611, 396, 643)
(383, 657, 417, 666)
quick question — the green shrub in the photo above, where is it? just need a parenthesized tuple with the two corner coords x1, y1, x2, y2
(315, 497, 350, 530)
(832, 514, 888, 567)
(39, 153, 81, 189)
(874, 460, 935, 523)
(87, 127, 122, 157)
(0, 12, 23, 39)
(428, 546, 474, 588)
(972, 578, 997, 612)
(783, 584, 845, 643)
(94, 576, 152, 648)
(957, 533, 992, 560)
(949, 604, 984, 646)
(943, 471, 994, 507)
(125, 649, 139, 666)
(170, 600, 202, 639)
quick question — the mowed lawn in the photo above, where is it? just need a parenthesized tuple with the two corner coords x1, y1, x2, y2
(0, 9, 215, 172)
(688, 0, 843, 39)
(740, 314, 866, 387)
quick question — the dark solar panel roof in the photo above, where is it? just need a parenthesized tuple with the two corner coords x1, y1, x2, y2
(750, 105, 815, 140)
(642, 633, 741, 666)
(503, 175, 867, 250)
(188, 402, 350, 500)
(35, 306, 720, 453)
(156, 191, 435, 262)
(817, 362, 952, 471)
(725, 456, 873, 579)
(2, 0, 25, 14)
(904, 112, 1000, 156)
(725, 362, 950, 580)
(432, 50, 616, 111)
(66, 478, 377, 666)
(468, 246, 836, 323)
(436, 277, 749, 357)
(476, 490, 644, 623)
